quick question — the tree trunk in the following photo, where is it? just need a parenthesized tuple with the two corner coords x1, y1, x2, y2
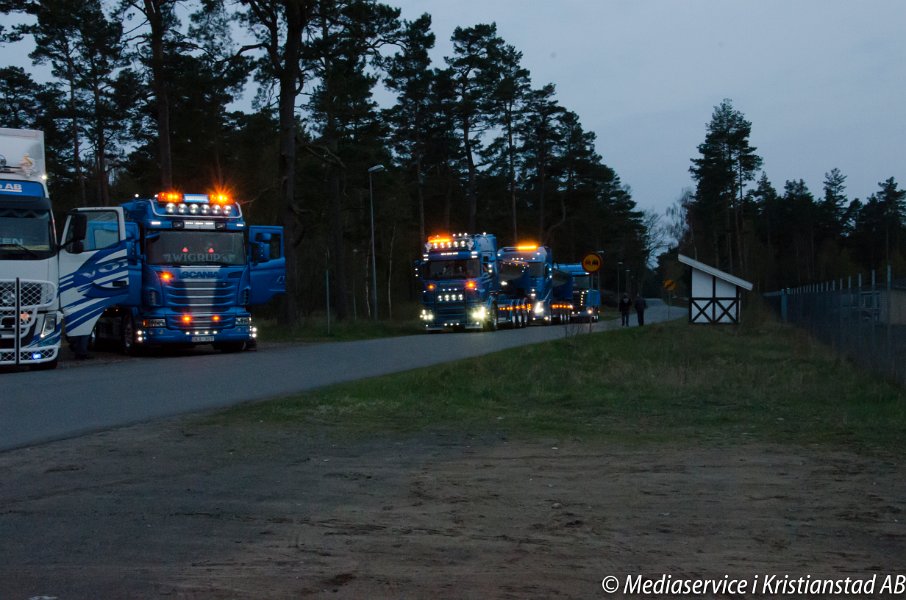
(144, 0, 172, 189)
(462, 115, 477, 232)
(276, 0, 306, 326)
(416, 155, 425, 244)
(507, 108, 518, 241)
(329, 163, 348, 320)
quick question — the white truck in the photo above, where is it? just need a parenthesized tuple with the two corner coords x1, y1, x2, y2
(0, 128, 61, 368)
(1, 128, 137, 369)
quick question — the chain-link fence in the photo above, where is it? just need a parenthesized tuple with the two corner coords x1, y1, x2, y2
(764, 268, 906, 385)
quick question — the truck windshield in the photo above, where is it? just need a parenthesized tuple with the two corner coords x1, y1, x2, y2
(0, 207, 54, 259)
(525, 263, 545, 277)
(572, 274, 591, 289)
(146, 231, 246, 266)
(426, 258, 480, 279)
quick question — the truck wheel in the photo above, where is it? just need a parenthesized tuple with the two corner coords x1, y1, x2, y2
(485, 305, 498, 332)
(120, 314, 137, 355)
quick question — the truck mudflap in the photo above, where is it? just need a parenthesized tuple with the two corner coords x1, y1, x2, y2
(0, 278, 61, 366)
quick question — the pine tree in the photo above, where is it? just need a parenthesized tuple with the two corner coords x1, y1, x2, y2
(384, 13, 435, 244)
(445, 23, 505, 232)
(689, 99, 762, 274)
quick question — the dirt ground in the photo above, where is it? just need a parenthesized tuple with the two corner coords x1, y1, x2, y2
(1, 418, 904, 600)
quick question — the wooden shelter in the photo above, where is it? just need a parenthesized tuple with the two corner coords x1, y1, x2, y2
(678, 254, 753, 324)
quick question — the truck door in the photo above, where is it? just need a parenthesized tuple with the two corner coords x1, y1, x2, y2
(248, 225, 286, 305)
(58, 207, 140, 336)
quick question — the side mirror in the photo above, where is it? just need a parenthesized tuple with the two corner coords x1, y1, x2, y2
(65, 213, 88, 254)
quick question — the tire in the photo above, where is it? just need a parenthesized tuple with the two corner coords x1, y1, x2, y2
(485, 304, 499, 332)
(121, 314, 137, 355)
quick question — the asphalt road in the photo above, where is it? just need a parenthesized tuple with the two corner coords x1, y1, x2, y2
(0, 302, 680, 451)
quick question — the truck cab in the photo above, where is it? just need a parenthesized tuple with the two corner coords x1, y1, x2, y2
(497, 244, 563, 323)
(417, 233, 525, 331)
(0, 128, 61, 369)
(75, 191, 285, 353)
(554, 263, 601, 322)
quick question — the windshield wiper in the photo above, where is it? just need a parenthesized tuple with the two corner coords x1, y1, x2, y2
(0, 243, 40, 258)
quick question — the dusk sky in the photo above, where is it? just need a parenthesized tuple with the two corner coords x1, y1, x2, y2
(4, 1, 904, 218)
(393, 0, 906, 217)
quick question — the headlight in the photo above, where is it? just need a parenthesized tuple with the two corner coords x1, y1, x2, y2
(471, 307, 487, 321)
(420, 310, 434, 321)
(534, 303, 545, 315)
(41, 314, 57, 337)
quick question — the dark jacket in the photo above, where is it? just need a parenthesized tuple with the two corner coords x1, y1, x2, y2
(633, 296, 647, 312)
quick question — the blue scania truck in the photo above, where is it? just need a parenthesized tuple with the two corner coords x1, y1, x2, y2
(497, 244, 575, 324)
(417, 233, 526, 331)
(67, 191, 286, 353)
(554, 262, 601, 322)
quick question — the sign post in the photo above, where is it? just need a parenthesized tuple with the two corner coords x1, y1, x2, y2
(663, 279, 676, 319)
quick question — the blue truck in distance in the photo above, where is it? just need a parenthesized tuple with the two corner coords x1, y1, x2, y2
(418, 233, 526, 331)
(554, 262, 602, 322)
(497, 244, 574, 324)
(67, 190, 286, 353)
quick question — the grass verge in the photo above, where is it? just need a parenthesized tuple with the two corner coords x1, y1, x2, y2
(218, 314, 906, 453)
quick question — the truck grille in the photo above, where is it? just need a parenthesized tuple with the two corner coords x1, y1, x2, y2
(167, 281, 237, 308)
(0, 280, 55, 308)
(433, 302, 467, 321)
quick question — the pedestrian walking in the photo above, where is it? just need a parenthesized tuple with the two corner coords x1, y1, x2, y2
(618, 293, 632, 327)
(634, 294, 647, 326)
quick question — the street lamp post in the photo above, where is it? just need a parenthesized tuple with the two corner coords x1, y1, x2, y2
(368, 164, 385, 320)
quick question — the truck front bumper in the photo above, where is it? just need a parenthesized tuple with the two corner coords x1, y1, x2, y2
(135, 314, 257, 346)
(0, 311, 61, 366)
